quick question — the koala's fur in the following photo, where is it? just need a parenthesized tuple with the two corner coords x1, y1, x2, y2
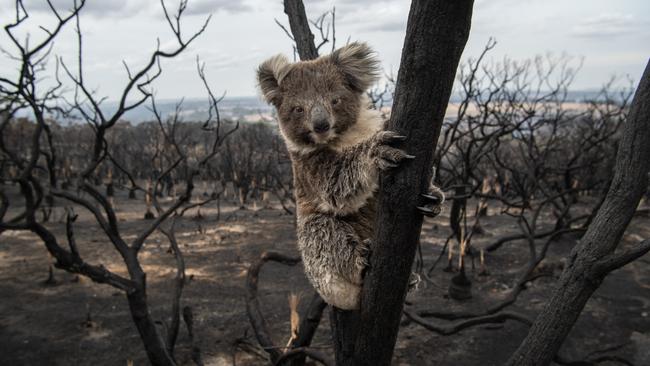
(257, 43, 429, 310)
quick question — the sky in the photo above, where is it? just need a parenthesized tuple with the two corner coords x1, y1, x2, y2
(0, 0, 648, 101)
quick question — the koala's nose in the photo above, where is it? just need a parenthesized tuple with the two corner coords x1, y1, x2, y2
(311, 105, 330, 134)
(313, 119, 330, 133)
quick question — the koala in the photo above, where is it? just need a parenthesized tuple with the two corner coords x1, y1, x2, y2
(257, 42, 444, 310)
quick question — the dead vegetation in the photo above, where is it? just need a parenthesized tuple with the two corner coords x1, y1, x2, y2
(1, 0, 649, 365)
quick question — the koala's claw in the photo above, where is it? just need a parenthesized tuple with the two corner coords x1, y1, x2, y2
(407, 272, 421, 293)
(420, 193, 443, 205)
(373, 131, 413, 170)
(417, 206, 441, 217)
(376, 146, 412, 170)
(379, 161, 398, 170)
(417, 188, 445, 217)
(376, 130, 405, 142)
(374, 130, 408, 145)
(371, 131, 414, 171)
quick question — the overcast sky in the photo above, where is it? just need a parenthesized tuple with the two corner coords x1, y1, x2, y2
(1, 0, 648, 101)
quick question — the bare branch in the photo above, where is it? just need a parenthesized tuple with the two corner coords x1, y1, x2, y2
(404, 309, 532, 336)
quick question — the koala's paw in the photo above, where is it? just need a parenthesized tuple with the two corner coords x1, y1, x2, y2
(417, 185, 445, 217)
(354, 238, 372, 269)
(371, 131, 414, 171)
(407, 272, 421, 293)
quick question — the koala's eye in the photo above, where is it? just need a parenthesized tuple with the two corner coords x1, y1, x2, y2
(293, 106, 304, 114)
(331, 98, 341, 105)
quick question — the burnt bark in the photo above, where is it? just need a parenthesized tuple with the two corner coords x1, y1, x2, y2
(127, 284, 176, 366)
(352, 2, 474, 363)
(329, 308, 361, 365)
(283, 0, 318, 61)
(505, 61, 650, 366)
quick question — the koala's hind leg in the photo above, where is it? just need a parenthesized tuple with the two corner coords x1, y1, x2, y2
(297, 214, 369, 310)
(417, 184, 445, 218)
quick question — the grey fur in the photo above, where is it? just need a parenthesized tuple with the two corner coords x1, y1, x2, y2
(256, 43, 442, 310)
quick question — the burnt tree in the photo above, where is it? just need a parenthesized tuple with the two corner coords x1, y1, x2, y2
(352, 2, 474, 364)
(505, 61, 650, 366)
(0, 1, 233, 365)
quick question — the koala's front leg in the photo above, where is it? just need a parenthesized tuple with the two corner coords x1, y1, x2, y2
(369, 130, 414, 171)
(369, 131, 445, 217)
(310, 130, 411, 214)
(297, 214, 369, 310)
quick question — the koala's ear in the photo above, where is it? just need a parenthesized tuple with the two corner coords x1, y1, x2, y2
(330, 42, 380, 93)
(257, 54, 291, 107)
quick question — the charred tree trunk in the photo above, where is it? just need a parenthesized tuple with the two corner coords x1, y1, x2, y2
(238, 186, 249, 208)
(127, 288, 177, 366)
(506, 61, 650, 366)
(449, 185, 467, 244)
(283, 0, 318, 60)
(351, 2, 473, 364)
(329, 308, 361, 365)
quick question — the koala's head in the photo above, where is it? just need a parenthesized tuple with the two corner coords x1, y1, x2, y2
(257, 42, 380, 150)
